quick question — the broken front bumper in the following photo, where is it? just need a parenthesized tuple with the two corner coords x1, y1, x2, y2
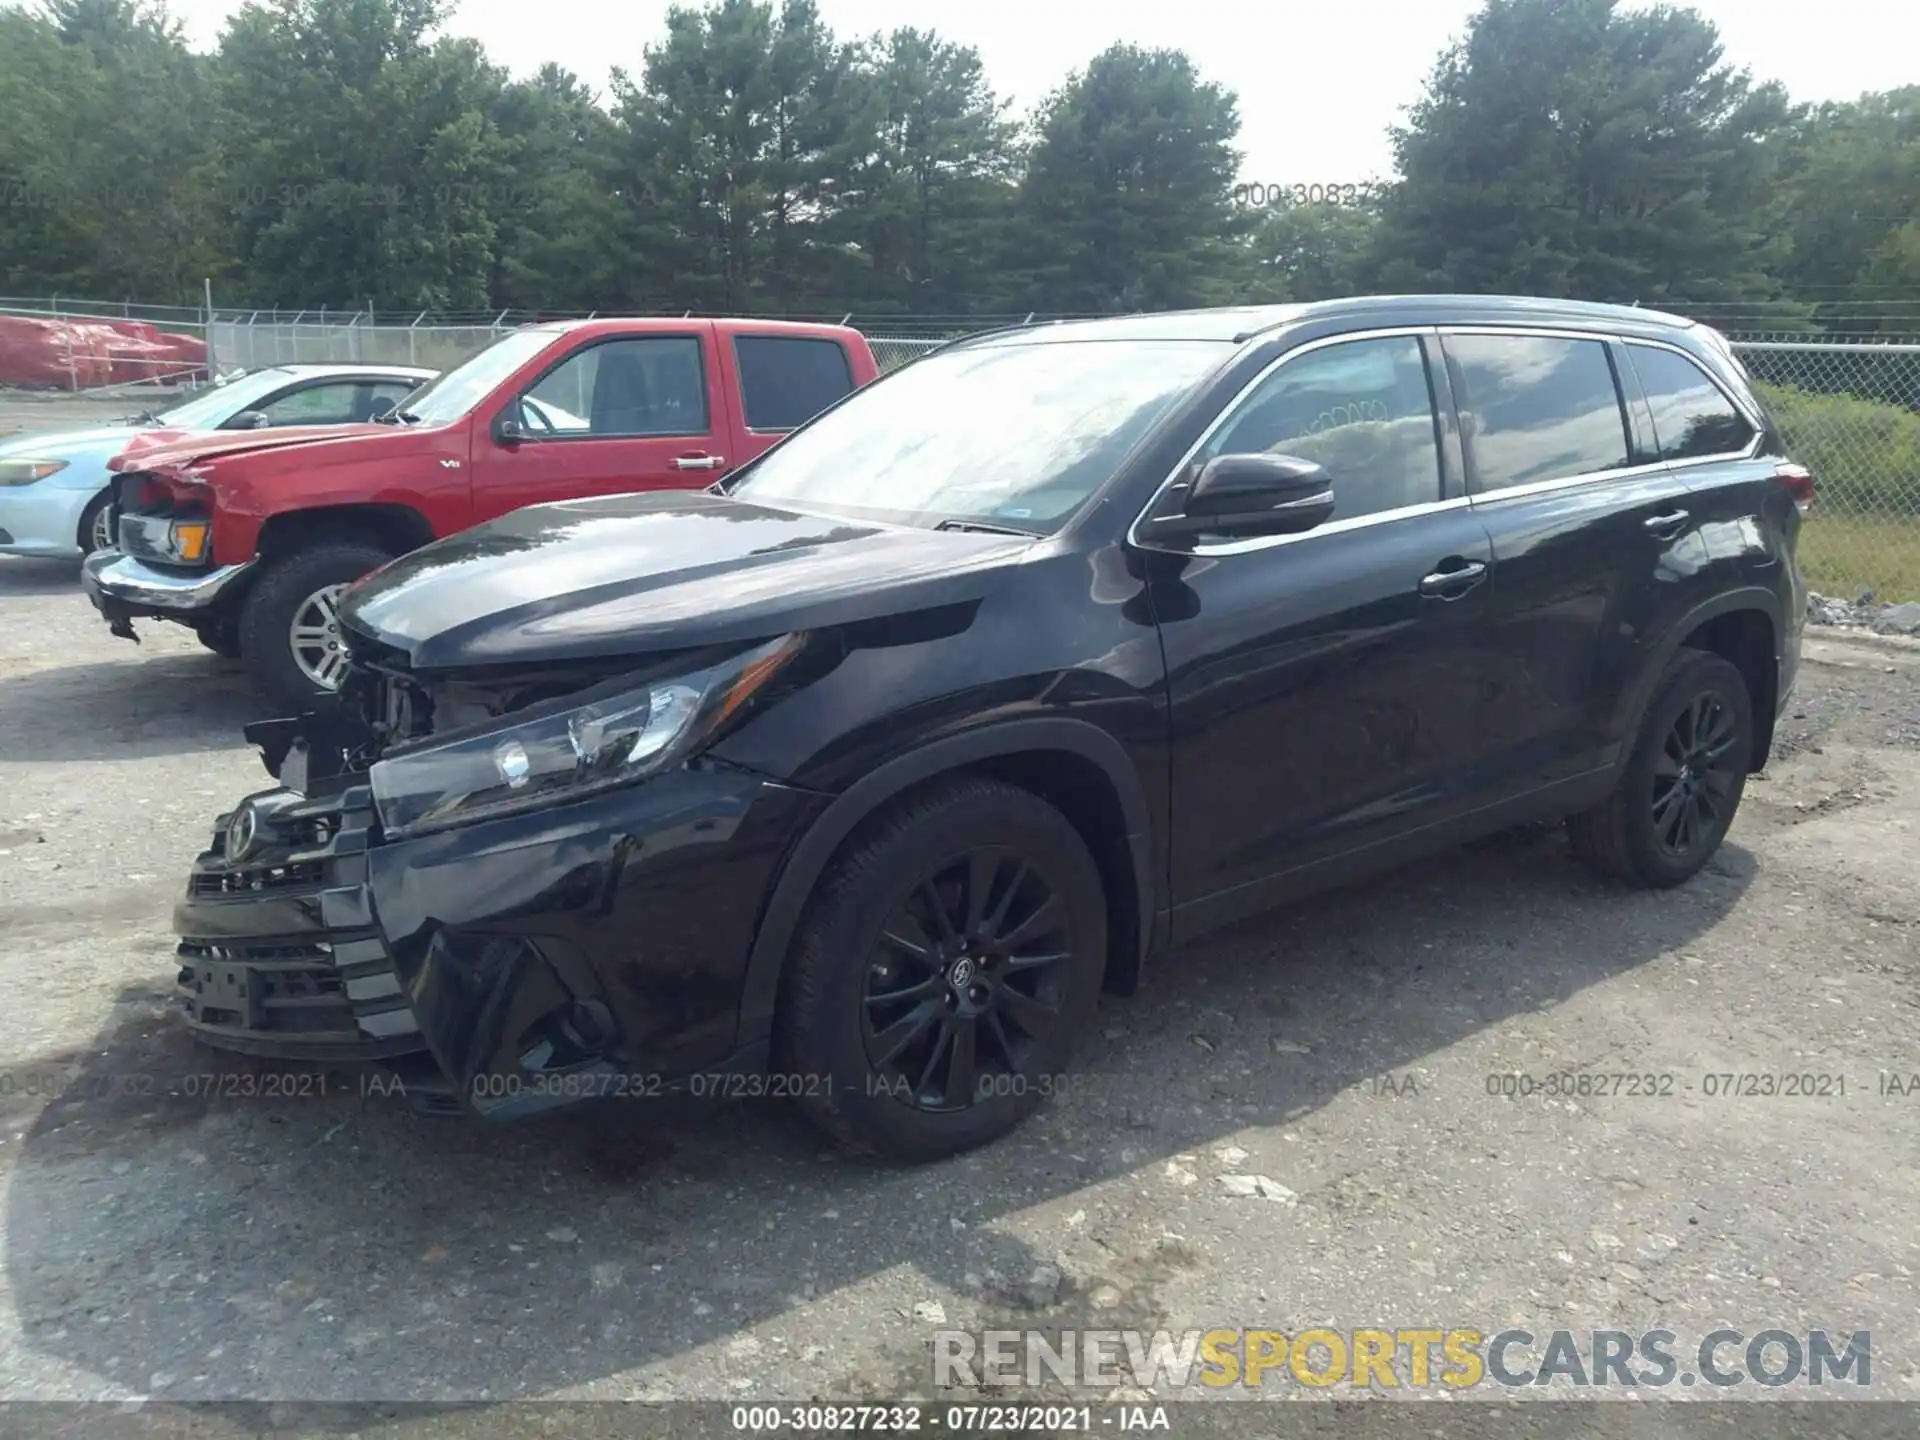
(82, 549, 254, 629)
(175, 783, 427, 1059)
(174, 724, 834, 1118)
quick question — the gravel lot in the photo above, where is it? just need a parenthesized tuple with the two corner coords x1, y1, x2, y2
(3, 539, 1919, 1414)
(0, 389, 174, 437)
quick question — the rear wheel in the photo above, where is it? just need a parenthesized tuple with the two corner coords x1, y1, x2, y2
(1568, 648, 1754, 887)
(238, 541, 393, 712)
(776, 778, 1107, 1160)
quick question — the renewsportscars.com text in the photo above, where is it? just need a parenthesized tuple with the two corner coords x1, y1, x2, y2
(932, 1327, 1871, 1390)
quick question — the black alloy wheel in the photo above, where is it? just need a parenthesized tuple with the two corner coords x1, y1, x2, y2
(776, 777, 1107, 1159)
(1567, 648, 1753, 888)
(1651, 690, 1742, 861)
(861, 847, 1072, 1112)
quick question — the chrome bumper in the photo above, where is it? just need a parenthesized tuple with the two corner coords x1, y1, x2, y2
(82, 549, 256, 614)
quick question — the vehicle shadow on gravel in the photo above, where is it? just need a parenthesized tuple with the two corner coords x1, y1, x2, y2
(0, 556, 84, 596)
(3, 827, 1756, 1406)
(0, 652, 261, 763)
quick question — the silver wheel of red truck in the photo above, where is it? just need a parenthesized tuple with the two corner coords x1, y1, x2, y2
(289, 584, 352, 689)
(238, 541, 394, 711)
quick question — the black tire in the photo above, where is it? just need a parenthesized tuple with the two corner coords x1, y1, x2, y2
(77, 490, 115, 556)
(237, 541, 393, 712)
(1568, 648, 1754, 888)
(194, 620, 241, 659)
(775, 777, 1108, 1161)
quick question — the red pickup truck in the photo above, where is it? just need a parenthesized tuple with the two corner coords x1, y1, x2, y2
(83, 317, 880, 708)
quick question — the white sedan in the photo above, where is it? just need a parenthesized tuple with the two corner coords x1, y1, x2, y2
(0, 363, 436, 559)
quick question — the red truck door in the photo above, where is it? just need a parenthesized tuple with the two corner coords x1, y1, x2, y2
(714, 324, 873, 470)
(468, 322, 736, 524)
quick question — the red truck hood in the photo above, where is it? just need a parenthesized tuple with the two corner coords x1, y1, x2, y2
(109, 422, 392, 472)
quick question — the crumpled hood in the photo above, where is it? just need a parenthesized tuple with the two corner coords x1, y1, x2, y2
(339, 490, 1036, 672)
(109, 422, 392, 471)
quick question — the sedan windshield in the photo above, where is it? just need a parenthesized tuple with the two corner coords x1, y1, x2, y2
(391, 327, 564, 427)
(150, 368, 298, 428)
(728, 339, 1230, 532)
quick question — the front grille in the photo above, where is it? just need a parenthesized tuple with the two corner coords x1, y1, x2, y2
(176, 782, 424, 1060)
(190, 860, 326, 895)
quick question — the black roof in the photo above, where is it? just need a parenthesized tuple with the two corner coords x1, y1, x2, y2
(965, 294, 1700, 347)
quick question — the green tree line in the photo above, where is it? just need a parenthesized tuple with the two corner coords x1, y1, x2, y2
(0, 0, 1914, 323)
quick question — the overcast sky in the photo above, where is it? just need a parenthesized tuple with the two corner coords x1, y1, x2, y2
(163, 0, 1917, 181)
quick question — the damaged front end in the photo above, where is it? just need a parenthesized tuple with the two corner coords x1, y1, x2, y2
(173, 634, 833, 1120)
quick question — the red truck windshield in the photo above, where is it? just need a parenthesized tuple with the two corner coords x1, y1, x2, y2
(395, 328, 565, 426)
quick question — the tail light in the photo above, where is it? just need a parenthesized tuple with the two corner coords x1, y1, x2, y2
(1776, 462, 1813, 515)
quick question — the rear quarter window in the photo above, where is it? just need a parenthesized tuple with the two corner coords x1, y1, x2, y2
(734, 335, 855, 431)
(1626, 344, 1757, 461)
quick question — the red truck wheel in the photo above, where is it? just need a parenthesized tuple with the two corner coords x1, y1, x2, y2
(238, 541, 394, 711)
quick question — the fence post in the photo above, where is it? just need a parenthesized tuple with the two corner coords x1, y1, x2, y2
(203, 277, 217, 384)
(409, 311, 424, 368)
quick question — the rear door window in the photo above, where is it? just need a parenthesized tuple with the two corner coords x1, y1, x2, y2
(1443, 334, 1631, 493)
(1626, 344, 1757, 461)
(734, 335, 855, 431)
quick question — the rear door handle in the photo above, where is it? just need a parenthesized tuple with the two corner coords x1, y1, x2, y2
(1644, 508, 1691, 537)
(1418, 559, 1488, 598)
(672, 454, 727, 471)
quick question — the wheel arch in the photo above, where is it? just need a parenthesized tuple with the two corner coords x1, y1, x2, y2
(736, 719, 1157, 1048)
(1615, 589, 1782, 774)
(254, 502, 434, 561)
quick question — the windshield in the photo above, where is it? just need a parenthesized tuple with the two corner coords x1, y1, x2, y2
(395, 328, 564, 426)
(729, 339, 1230, 532)
(150, 368, 298, 428)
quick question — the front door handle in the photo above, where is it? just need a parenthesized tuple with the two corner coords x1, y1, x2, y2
(672, 454, 727, 471)
(1418, 559, 1488, 598)
(1644, 508, 1691, 538)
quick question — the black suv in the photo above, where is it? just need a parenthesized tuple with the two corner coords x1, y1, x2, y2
(174, 296, 1809, 1159)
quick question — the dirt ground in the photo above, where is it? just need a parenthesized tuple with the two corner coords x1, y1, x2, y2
(2, 542, 1919, 1420)
(0, 389, 176, 437)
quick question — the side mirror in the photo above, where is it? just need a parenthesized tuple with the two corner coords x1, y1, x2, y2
(1141, 453, 1337, 542)
(231, 410, 271, 430)
(494, 414, 526, 446)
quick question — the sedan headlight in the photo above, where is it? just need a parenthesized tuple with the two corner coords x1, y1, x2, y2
(369, 634, 805, 838)
(0, 459, 69, 486)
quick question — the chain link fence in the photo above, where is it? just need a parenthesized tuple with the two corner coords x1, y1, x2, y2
(1734, 342, 1920, 605)
(4, 296, 1917, 599)
(207, 314, 964, 376)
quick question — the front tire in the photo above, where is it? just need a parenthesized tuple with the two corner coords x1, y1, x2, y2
(1568, 648, 1754, 887)
(238, 541, 393, 712)
(776, 778, 1107, 1161)
(77, 491, 115, 556)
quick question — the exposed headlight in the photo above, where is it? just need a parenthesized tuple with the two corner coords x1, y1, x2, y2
(368, 634, 805, 838)
(0, 459, 69, 486)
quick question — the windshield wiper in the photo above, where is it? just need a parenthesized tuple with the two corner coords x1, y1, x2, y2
(933, 518, 1042, 538)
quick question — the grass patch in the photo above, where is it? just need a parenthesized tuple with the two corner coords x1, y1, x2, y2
(1798, 511, 1920, 603)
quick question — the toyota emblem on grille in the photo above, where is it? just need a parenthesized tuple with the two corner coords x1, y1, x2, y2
(225, 803, 259, 862)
